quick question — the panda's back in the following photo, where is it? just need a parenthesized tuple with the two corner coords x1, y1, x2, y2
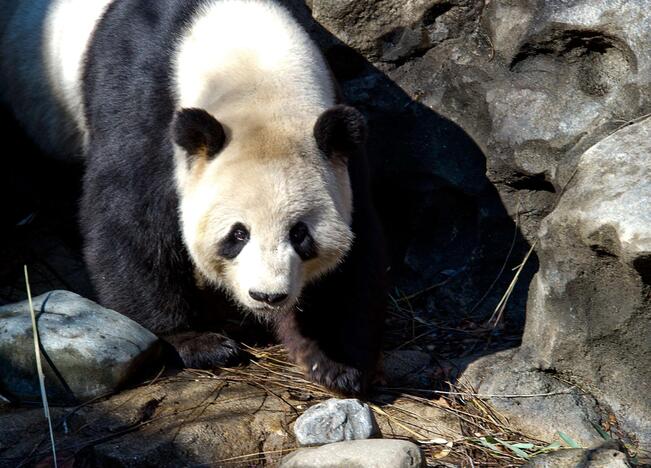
(81, 0, 204, 154)
(2, 0, 333, 160)
(174, 1, 335, 126)
(84, 0, 335, 150)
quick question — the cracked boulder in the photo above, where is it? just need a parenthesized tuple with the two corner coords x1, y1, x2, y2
(461, 348, 606, 448)
(0, 290, 161, 404)
(310, 0, 478, 63)
(464, 117, 651, 451)
(525, 443, 630, 468)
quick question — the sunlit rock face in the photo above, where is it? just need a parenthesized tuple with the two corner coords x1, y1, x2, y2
(524, 117, 651, 448)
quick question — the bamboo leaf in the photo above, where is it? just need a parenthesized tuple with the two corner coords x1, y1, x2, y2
(495, 438, 530, 459)
(558, 431, 581, 448)
(591, 422, 611, 440)
(478, 437, 501, 452)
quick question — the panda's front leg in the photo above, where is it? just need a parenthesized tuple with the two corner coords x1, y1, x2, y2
(163, 331, 245, 369)
(275, 312, 365, 395)
(85, 228, 247, 369)
(302, 348, 367, 396)
(274, 297, 383, 396)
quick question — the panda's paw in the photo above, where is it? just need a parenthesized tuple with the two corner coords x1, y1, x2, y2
(305, 355, 366, 396)
(164, 331, 248, 369)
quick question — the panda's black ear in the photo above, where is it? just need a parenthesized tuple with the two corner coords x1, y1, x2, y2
(172, 108, 225, 159)
(314, 105, 367, 159)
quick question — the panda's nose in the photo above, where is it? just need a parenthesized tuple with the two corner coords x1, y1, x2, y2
(249, 290, 288, 305)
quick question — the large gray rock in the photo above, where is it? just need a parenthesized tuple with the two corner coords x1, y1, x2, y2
(523, 117, 651, 447)
(310, 0, 477, 63)
(464, 118, 651, 450)
(293, 398, 378, 446)
(482, 0, 651, 178)
(461, 349, 606, 448)
(280, 439, 423, 468)
(0, 290, 161, 404)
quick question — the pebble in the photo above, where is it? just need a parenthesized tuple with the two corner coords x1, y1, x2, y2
(293, 398, 378, 446)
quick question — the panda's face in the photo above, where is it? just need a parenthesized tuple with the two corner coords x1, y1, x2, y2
(173, 107, 364, 316)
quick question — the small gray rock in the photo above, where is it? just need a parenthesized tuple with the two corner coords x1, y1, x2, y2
(0, 290, 161, 404)
(293, 398, 378, 446)
(280, 439, 423, 468)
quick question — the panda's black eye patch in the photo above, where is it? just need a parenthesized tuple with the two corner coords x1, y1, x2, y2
(218, 223, 249, 259)
(290, 222, 317, 260)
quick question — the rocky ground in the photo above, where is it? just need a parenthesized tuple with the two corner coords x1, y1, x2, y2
(0, 344, 602, 467)
(0, 291, 637, 467)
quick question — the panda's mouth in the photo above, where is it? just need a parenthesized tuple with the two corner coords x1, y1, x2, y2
(251, 304, 285, 313)
(247, 300, 294, 315)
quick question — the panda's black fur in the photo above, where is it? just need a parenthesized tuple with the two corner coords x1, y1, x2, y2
(67, 0, 386, 395)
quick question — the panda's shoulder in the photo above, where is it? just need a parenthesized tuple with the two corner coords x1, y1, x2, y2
(84, 0, 202, 80)
(82, 0, 205, 136)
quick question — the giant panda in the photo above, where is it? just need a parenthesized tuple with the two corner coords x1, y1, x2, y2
(0, 0, 387, 395)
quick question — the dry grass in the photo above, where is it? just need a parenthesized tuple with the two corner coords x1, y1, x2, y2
(12, 330, 569, 467)
(150, 343, 559, 467)
(24, 266, 58, 468)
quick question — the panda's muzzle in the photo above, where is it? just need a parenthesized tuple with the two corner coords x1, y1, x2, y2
(249, 290, 289, 306)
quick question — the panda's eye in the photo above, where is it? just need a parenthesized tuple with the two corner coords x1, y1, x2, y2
(290, 222, 317, 260)
(218, 223, 249, 259)
(290, 222, 308, 244)
(233, 226, 249, 242)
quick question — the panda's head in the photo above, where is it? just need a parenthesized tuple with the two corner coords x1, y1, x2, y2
(172, 106, 366, 316)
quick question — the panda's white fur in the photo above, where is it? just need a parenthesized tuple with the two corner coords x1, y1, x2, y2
(172, 1, 354, 313)
(0, 0, 113, 157)
(42, 0, 114, 148)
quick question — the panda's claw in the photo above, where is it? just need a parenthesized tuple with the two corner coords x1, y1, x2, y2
(305, 355, 365, 396)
